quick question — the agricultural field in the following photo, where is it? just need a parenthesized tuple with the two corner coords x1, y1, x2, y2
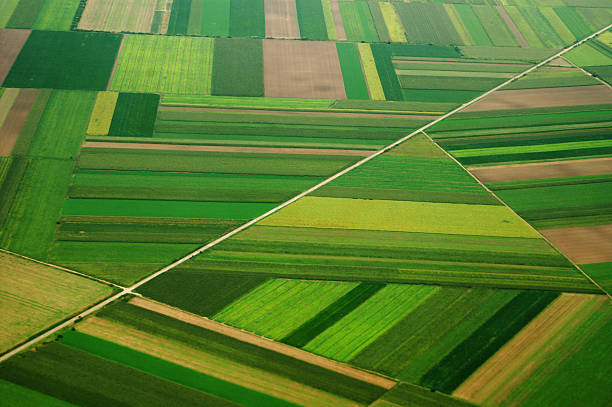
(1, 2, 612, 407)
(0, 251, 113, 354)
(430, 55, 612, 295)
(44, 94, 432, 285)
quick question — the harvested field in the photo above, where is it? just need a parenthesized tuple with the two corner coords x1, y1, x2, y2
(0, 89, 37, 156)
(263, 40, 346, 99)
(82, 141, 373, 156)
(0, 29, 30, 84)
(129, 297, 396, 390)
(465, 85, 612, 111)
(469, 157, 612, 183)
(0, 250, 112, 353)
(265, 0, 300, 39)
(540, 225, 612, 264)
(78, 0, 161, 33)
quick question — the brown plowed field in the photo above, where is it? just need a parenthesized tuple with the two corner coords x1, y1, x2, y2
(469, 157, 612, 182)
(264, 39, 347, 99)
(0, 29, 31, 84)
(464, 85, 612, 111)
(129, 297, 397, 389)
(83, 141, 373, 156)
(265, 0, 300, 39)
(540, 224, 612, 264)
(0, 89, 37, 156)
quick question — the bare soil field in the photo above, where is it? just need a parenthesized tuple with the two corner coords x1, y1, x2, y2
(0, 89, 37, 156)
(129, 297, 397, 389)
(83, 141, 373, 156)
(79, 0, 158, 33)
(330, 0, 347, 41)
(264, 39, 347, 99)
(454, 293, 604, 405)
(469, 157, 612, 182)
(464, 85, 612, 111)
(540, 224, 612, 264)
(265, 0, 300, 39)
(0, 29, 31, 84)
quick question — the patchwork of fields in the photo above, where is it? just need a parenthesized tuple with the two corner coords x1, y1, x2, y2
(1, 1, 611, 407)
(430, 53, 612, 295)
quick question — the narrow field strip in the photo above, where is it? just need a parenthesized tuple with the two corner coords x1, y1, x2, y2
(82, 141, 374, 156)
(128, 297, 397, 389)
(2, 22, 610, 364)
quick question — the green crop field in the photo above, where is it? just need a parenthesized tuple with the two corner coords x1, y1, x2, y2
(1, 2, 611, 406)
(4, 31, 121, 90)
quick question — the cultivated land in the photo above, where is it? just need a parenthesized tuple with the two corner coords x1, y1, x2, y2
(0, 251, 112, 353)
(1, 2, 611, 407)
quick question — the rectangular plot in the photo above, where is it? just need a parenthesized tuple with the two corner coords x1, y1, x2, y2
(111, 35, 214, 95)
(465, 86, 612, 112)
(230, 0, 264, 37)
(357, 43, 384, 100)
(4, 31, 121, 91)
(379, 2, 404, 43)
(201, 0, 230, 36)
(321, 0, 336, 40)
(265, 0, 300, 39)
(370, 43, 402, 101)
(395, 2, 461, 46)
(336, 42, 369, 100)
(541, 225, 612, 265)
(264, 40, 346, 99)
(108, 93, 160, 137)
(454, 4, 491, 46)
(296, 0, 327, 40)
(78, 0, 159, 33)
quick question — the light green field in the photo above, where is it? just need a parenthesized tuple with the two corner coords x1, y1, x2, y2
(214, 279, 357, 339)
(86, 92, 118, 136)
(304, 284, 439, 361)
(0, 251, 112, 353)
(110, 35, 214, 95)
(565, 43, 612, 67)
(260, 196, 541, 238)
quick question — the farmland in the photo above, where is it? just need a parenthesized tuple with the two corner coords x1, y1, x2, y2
(0, 250, 113, 354)
(430, 51, 612, 295)
(1, 2, 612, 407)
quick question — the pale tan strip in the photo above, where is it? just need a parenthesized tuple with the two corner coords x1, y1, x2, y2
(83, 141, 374, 156)
(469, 157, 612, 182)
(454, 294, 605, 404)
(129, 297, 397, 389)
(78, 316, 362, 407)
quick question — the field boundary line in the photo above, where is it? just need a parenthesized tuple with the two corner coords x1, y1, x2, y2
(0, 248, 127, 290)
(2, 23, 611, 364)
(421, 131, 611, 300)
(106, 35, 125, 91)
(128, 296, 398, 389)
(561, 56, 612, 92)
